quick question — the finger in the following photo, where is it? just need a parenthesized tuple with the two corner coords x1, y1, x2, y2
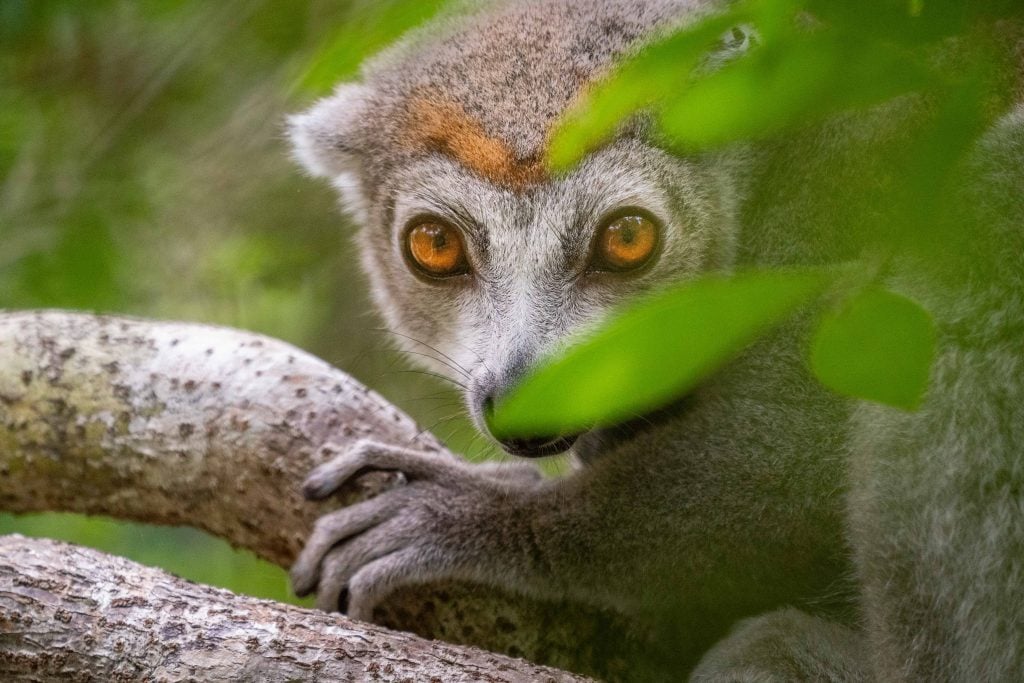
(345, 548, 426, 622)
(290, 494, 398, 596)
(303, 440, 461, 500)
(313, 519, 410, 614)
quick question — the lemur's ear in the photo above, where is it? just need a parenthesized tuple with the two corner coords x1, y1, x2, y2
(288, 83, 373, 220)
(288, 83, 371, 178)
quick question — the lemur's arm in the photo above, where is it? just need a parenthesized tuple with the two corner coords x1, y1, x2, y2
(290, 332, 850, 645)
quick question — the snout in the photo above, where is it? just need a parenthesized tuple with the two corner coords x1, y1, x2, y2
(479, 394, 578, 457)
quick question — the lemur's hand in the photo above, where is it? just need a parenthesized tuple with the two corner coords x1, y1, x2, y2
(291, 439, 542, 620)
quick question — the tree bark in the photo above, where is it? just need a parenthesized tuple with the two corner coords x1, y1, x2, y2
(0, 534, 586, 682)
(0, 311, 642, 681)
(0, 310, 442, 564)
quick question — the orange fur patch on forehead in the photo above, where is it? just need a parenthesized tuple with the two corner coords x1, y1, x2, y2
(402, 97, 547, 189)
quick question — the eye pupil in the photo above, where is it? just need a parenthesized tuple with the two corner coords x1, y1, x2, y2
(596, 214, 658, 271)
(406, 220, 469, 278)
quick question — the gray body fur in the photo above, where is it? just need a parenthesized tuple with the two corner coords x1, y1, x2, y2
(288, 1, 1024, 679)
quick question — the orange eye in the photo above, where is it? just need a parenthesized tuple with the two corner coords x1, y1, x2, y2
(594, 214, 659, 271)
(405, 220, 469, 278)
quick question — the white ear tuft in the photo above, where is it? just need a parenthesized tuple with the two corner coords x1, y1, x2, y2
(288, 83, 373, 179)
(288, 83, 374, 222)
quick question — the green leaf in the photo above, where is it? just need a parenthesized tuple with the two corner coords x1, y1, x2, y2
(488, 269, 829, 439)
(810, 286, 935, 409)
(546, 9, 745, 171)
(658, 34, 929, 149)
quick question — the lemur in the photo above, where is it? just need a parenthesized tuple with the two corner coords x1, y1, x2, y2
(287, 0, 1024, 679)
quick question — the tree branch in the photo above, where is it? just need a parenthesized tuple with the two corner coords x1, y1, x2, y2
(0, 534, 586, 682)
(0, 310, 439, 564)
(0, 311, 642, 680)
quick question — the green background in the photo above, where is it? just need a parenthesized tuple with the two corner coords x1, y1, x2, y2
(0, 0, 497, 605)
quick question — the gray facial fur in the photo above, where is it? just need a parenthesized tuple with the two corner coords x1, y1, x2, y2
(291, 0, 740, 440)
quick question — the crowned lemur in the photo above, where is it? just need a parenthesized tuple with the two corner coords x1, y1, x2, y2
(287, 0, 1024, 679)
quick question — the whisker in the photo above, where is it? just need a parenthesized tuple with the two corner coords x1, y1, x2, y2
(408, 412, 465, 446)
(439, 423, 468, 449)
(392, 369, 468, 391)
(415, 401, 465, 418)
(549, 454, 573, 479)
(402, 391, 461, 403)
(462, 431, 490, 462)
(624, 409, 658, 430)
(371, 328, 475, 377)
(399, 349, 471, 380)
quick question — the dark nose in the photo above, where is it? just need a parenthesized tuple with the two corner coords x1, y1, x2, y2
(480, 393, 577, 458)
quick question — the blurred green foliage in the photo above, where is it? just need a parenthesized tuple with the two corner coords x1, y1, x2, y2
(551, 0, 1021, 165)
(0, 512, 297, 603)
(811, 286, 936, 410)
(300, 0, 448, 92)
(490, 269, 829, 438)
(494, 0, 1022, 435)
(0, 0, 495, 604)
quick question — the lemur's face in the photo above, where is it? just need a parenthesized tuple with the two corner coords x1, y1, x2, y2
(288, 1, 741, 455)
(294, 103, 738, 454)
(360, 142, 736, 455)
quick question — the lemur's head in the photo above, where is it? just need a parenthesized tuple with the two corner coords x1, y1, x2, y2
(290, 0, 746, 456)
